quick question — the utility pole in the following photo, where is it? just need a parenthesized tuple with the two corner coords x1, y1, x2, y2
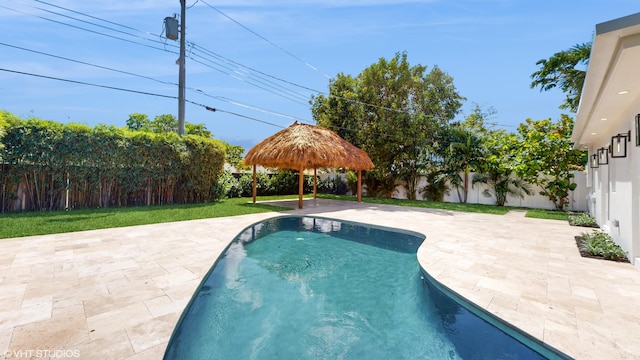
(177, 0, 186, 136)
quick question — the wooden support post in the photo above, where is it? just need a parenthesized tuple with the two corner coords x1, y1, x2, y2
(298, 167, 304, 209)
(252, 165, 257, 204)
(357, 169, 362, 203)
(313, 168, 317, 199)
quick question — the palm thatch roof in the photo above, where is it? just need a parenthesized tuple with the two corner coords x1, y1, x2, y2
(243, 122, 373, 209)
(243, 122, 374, 170)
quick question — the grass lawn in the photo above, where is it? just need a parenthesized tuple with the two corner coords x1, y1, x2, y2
(316, 194, 513, 215)
(524, 208, 570, 221)
(317, 194, 570, 220)
(0, 194, 569, 239)
(0, 196, 294, 239)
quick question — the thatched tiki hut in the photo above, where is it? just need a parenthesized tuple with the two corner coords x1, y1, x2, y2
(243, 122, 374, 209)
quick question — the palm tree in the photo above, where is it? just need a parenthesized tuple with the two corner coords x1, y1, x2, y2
(472, 166, 532, 206)
(530, 42, 592, 112)
(445, 126, 485, 203)
(420, 168, 451, 202)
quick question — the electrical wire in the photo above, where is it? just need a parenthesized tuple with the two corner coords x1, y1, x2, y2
(0, 66, 427, 140)
(0, 67, 177, 100)
(188, 53, 311, 106)
(33, 0, 144, 33)
(3, 3, 511, 131)
(0, 42, 175, 86)
(0, 4, 177, 53)
(9, 0, 319, 103)
(2, 3, 312, 107)
(0, 67, 287, 129)
(0, 41, 314, 125)
(199, 0, 331, 79)
(4, 1, 406, 117)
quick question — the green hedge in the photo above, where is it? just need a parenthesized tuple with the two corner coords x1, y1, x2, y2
(0, 112, 225, 212)
(218, 170, 347, 199)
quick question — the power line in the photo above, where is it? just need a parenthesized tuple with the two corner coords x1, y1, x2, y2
(190, 42, 323, 95)
(0, 67, 440, 141)
(0, 3, 176, 53)
(33, 0, 145, 33)
(0, 67, 177, 100)
(0, 67, 287, 129)
(10, 0, 152, 42)
(4, 3, 509, 130)
(188, 53, 310, 106)
(190, 43, 315, 100)
(4, 1, 404, 117)
(199, 0, 331, 79)
(0, 41, 314, 126)
(0, 42, 174, 86)
(3, 2, 316, 107)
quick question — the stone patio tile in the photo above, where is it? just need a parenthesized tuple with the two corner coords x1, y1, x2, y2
(1, 199, 639, 359)
(76, 259, 139, 279)
(83, 283, 164, 319)
(126, 313, 179, 354)
(0, 329, 13, 360)
(0, 296, 52, 332)
(74, 329, 134, 360)
(162, 278, 202, 304)
(86, 303, 152, 341)
(0, 284, 26, 312)
(487, 293, 519, 311)
(151, 267, 198, 289)
(476, 277, 523, 297)
(8, 304, 89, 353)
(143, 295, 188, 319)
(124, 343, 167, 360)
(123, 263, 168, 283)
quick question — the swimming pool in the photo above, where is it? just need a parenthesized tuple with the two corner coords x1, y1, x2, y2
(164, 216, 567, 359)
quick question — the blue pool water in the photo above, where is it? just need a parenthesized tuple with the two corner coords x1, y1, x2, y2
(164, 216, 566, 359)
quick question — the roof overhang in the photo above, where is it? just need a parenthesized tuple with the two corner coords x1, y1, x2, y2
(573, 12, 640, 149)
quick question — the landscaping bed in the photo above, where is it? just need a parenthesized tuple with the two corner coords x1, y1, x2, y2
(568, 212, 629, 262)
(574, 232, 629, 263)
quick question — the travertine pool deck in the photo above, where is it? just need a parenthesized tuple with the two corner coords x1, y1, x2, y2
(1, 199, 639, 359)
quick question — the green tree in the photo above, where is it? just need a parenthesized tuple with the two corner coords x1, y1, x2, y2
(221, 141, 246, 170)
(185, 122, 213, 138)
(444, 125, 485, 203)
(312, 52, 464, 199)
(472, 130, 532, 206)
(513, 115, 586, 210)
(126, 113, 151, 131)
(127, 113, 213, 138)
(151, 114, 178, 134)
(530, 42, 591, 112)
(0, 112, 9, 151)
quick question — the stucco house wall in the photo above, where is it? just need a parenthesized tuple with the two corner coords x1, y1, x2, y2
(572, 12, 640, 266)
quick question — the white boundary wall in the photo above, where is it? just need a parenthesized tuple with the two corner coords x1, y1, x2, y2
(324, 170, 589, 211)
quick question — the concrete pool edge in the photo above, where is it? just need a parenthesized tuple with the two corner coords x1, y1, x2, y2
(164, 214, 566, 359)
(419, 267, 571, 360)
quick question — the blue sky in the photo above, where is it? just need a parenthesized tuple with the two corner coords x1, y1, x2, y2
(1, 1, 638, 149)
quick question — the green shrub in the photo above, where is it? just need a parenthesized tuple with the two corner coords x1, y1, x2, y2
(346, 171, 358, 195)
(579, 230, 628, 261)
(0, 113, 225, 211)
(317, 175, 348, 195)
(569, 212, 598, 227)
